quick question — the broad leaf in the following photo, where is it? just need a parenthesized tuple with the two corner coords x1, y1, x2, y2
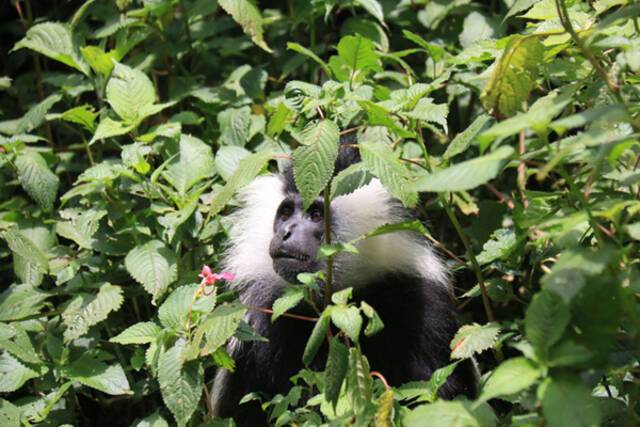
(330, 306, 363, 343)
(62, 283, 124, 342)
(111, 322, 162, 345)
(106, 62, 156, 123)
(525, 290, 570, 360)
(450, 323, 500, 359)
(325, 337, 349, 410)
(15, 150, 60, 211)
(0, 284, 49, 321)
(541, 375, 601, 427)
(302, 313, 330, 366)
(272, 287, 305, 321)
(0, 352, 40, 393)
(219, 0, 272, 53)
(162, 134, 215, 195)
(63, 354, 130, 395)
(477, 357, 541, 403)
(125, 240, 178, 303)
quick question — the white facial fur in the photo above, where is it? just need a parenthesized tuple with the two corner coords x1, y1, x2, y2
(221, 174, 450, 291)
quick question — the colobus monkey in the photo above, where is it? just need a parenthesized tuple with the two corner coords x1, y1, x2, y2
(211, 133, 476, 425)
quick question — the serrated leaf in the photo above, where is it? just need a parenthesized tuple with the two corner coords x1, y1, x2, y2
(405, 97, 448, 132)
(412, 145, 514, 192)
(481, 36, 544, 117)
(450, 323, 500, 359)
(189, 303, 245, 358)
(134, 411, 169, 427)
(90, 117, 135, 144)
(15, 150, 60, 211)
(106, 62, 156, 123)
(61, 104, 97, 132)
(3, 228, 48, 278)
(303, 312, 330, 366)
(62, 283, 124, 342)
(158, 342, 203, 427)
(16, 93, 63, 134)
(404, 400, 482, 427)
(56, 208, 107, 249)
(0, 398, 20, 426)
(110, 321, 162, 345)
(347, 347, 372, 413)
(525, 290, 569, 360)
(217, 106, 251, 147)
(158, 285, 201, 331)
(292, 120, 340, 209)
(0, 284, 49, 321)
(359, 137, 417, 207)
(330, 306, 363, 343)
(333, 34, 381, 83)
(12, 22, 89, 75)
(215, 146, 250, 181)
(125, 240, 178, 303)
(330, 162, 374, 199)
(162, 134, 215, 195)
(476, 228, 518, 265)
(550, 104, 629, 136)
(477, 357, 541, 403)
(325, 337, 349, 410)
(208, 150, 272, 216)
(63, 354, 131, 395)
(272, 287, 305, 321)
(0, 352, 39, 392)
(0, 324, 41, 365)
(219, 0, 272, 53)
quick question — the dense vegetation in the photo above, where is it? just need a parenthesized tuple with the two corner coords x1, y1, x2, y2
(1, 0, 639, 425)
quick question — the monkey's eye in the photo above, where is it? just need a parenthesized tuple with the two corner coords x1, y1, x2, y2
(309, 209, 322, 223)
(280, 208, 293, 221)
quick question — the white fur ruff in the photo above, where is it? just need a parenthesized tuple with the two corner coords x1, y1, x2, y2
(221, 174, 449, 291)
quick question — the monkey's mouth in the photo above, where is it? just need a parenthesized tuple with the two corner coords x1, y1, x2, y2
(273, 251, 311, 262)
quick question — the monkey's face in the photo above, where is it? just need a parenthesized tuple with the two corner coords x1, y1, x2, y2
(269, 193, 325, 283)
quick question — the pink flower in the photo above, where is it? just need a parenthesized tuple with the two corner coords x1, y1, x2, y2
(199, 265, 235, 286)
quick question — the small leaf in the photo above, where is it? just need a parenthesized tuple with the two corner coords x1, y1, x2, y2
(375, 389, 394, 427)
(444, 114, 492, 159)
(302, 313, 330, 366)
(347, 347, 372, 413)
(292, 120, 340, 209)
(106, 62, 156, 123)
(330, 162, 374, 199)
(12, 22, 89, 75)
(361, 302, 384, 336)
(272, 287, 305, 321)
(110, 322, 162, 345)
(125, 240, 178, 303)
(476, 228, 518, 265)
(411, 146, 514, 192)
(405, 97, 448, 132)
(450, 323, 500, 359)
(90, 117, 135, 144)
(15, 150, 60, 211)
(16, 93, 63, 134)
(158, 342, 203, 427)
(325, 337, 349, 410)
(219, 0, 272, 53)
(525, 290, 570, 360)
(61, 104, 97, 132)
(330, 306, 362, 343)
(477, 357, 541, 403)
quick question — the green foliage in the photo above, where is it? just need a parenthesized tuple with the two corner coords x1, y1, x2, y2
(1, 0, 639, 425)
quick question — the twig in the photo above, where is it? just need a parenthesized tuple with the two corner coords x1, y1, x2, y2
(245, 305, 318, 323)
(370, 371, 390, 390)
(484, 183, 515, 209)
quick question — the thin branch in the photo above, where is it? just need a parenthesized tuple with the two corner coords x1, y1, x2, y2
(484, 183, 515, 209)
(245, 305, 318, 323)
(517, 129, 529, 207)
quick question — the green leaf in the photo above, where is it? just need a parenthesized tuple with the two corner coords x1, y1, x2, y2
(218, 0, 272, 53)
(208, 150, 272, 216)
(80, 45, 115, 78)
(444, 114, 492, 159)
(217, 106, 251, 146)
(0, 352, 40, 392)
(158, 342, 203, 427)
(133, 412, 169, 427)
(3, 228, 48, 278)
(61, 104, 97, 132)
(287, 42, 331, 76)
(361, 302, 384, 336)
(324, 337, 349, 410)
(330, 162, 373, 199)
(63, 354, 131, 395)
(56, 208, 107, 249)
(12, 22, 89, 75)
(346, 347, 372, 413)
(331, 34, 381, 83)
(412, 146, 514, 192)
(477, 357, 541, 403)
(405, 97, 449, 132)
(267, 102, 293, 137)
(354, 0, 386, 26)
(330, 306, 363, 343)
(158, 285, 199, 331)
(404, 400, 486, 427)
(0, 284, 49, 321)
(0, 399, 20, 427)
(450, 323, 500, 359)
(195, 303, 245, 358)
(215, 146, 250, 181)
(481, 36, 545, 117)
(15, 150, 60, 211)
(292, 120, 340, 209)
(0, 324, 41, 365)
(62, 283, 124, 342)
(525, 290, 570, 360)
(302, 313, 330, 366)
(550, 104, 630, 136)
(89, 117, 135, 144)
(272, 287, 305, 321)
(106, 61, 156, 123)
(359, 135, 417, 207)
(125, 240, 178, 303)
(541, 375, 601, 427)
(162, 134, 215, 195)
(16, 93, 63, 134)
(110, 322, 162, 345)
(476, 228, 518, 265)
